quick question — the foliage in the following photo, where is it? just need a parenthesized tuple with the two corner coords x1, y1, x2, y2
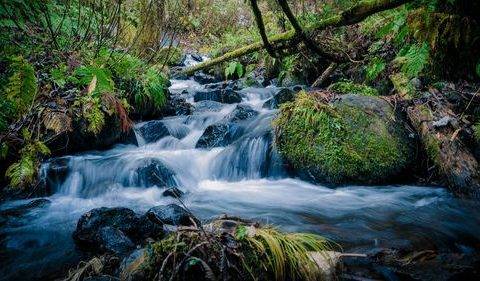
(225, 61, 244, 79)
(6, 129, 50, 188)
(274, 91, 411, 184)
(236, 225, 333, 281)
(74, 65, 115, 95)
(136, 67, 169, 110)
(393, 42, 430, 79)
(4, 56, 38, 115)
(329, 81, 379, 96)
(365, 57, 386, 81)
(134, 220, 333, 281)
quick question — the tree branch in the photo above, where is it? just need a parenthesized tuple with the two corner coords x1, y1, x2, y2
(182, 0, 412, 75)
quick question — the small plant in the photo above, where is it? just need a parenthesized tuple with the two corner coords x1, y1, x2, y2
(135, 67, 169, 110)
(6, 129, 50, 188)
(394, 42, 430, 78)
(329, 81, 379, 96)
(365, 57, 386, 81)
(4, 56, 37, 115)
(225, 60, 244, 79)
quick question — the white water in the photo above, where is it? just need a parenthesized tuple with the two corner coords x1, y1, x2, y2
(1, 77, 480, 280)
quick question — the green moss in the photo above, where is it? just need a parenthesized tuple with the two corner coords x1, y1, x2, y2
(329, 81, 379, 96)
(473, 122, 480, 143)
(274, 91, 411, 184)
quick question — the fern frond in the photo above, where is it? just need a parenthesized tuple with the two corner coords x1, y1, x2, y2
(5, 56, 37, 114)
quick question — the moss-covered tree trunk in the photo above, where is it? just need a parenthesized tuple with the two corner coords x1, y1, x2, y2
(182, 0, 412, 75)
(407, 99, 480, 198)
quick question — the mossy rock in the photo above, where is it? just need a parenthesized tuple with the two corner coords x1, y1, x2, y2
(274, 92, 414, 184)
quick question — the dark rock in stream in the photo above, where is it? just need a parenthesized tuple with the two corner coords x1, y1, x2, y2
(262, 88, 296, 109)
(225, 104, 259, 122)
(73, 207, 140, 247)
(135, 159, 177, 187)
(193, 71, 218, 84)
(73, 207, 165, 255)
(146, 204, 199, 226)
(196, 122, 243, 148)
(0, 199, 51, 226)
(96, 226, 135, 255)
(193, 100, 224, 113)
(193, 89, 242, 104)
(136, 120, 171, 143)
(163, 96, 192, 116)
(162, 187, 184, 198)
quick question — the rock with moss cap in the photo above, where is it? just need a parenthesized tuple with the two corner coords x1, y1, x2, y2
(273, 91, 414, 184)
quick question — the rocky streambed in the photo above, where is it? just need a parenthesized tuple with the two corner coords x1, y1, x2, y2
(1, 57, 480, 280)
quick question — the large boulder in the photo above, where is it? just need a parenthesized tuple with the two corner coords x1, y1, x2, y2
(135, 159, 177, 187)
(136, 120, 171, 143)
(274, 92, 415, 184)
(196, 122, 243, 148)
(193, 89, 242, 104)
(263, 88, 296, 109)
(146, 204, 199, 226)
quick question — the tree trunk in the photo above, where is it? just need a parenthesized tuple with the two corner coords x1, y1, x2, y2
(182, 0, 412, 75)
(407, 97, 480, 198)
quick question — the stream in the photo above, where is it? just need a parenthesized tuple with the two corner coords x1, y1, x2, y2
(1, 58, 480, 280)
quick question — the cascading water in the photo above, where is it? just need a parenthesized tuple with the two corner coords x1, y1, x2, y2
(1, 59, 480, 280)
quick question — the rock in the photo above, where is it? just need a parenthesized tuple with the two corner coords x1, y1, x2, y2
(162, 187, 184, 198)
(47, 113, 137, 155)
(96, 226, 135, 255)
(193, 71, 218, 84)
(135, 159, 177, 188)
(196, 122, 243, 148)
(193, 89, 242, 104)
(163, 96, 192, 116)
(146, 204, 199, 226)
(432, 116, 455, 128)
(137, 214, 164, 240)
(263, 88, 296, 109)
(274, 92, 414, 184)
(205, 80, 242, 91)
(225, 104, 258, 122)
(0, 199, 51, 226)
(119, 248, 146, 276)
(73, 207, 140, 248)
(193, 100, 224, 114)
(136, 120, 171, 143)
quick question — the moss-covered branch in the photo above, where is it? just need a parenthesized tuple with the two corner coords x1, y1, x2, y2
(182, 0, 412, 75)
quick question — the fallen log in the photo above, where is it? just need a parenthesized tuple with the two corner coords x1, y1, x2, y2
(182, 0, 412, 75)
(407, 97, 480, 198)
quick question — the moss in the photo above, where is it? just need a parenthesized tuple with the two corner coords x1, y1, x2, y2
(474, 122, 480, 143)
(274, 91, 411, 184)
(329, 81, 379, 96)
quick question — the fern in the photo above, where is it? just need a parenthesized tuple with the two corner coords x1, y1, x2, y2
(4, 56, 38, 114)
(75, 65, 114, 95)
(136, 67, 168, 110)
(365, 57, 386, 81)
(6, 129, 50, 189)
(394, 42, 430, 78)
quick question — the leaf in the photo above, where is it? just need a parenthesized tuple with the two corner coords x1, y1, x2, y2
(476, 62, 480, 78)
(87, 75, 97, 95)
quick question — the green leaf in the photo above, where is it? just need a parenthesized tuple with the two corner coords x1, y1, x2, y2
(476, 62, 480, 78)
